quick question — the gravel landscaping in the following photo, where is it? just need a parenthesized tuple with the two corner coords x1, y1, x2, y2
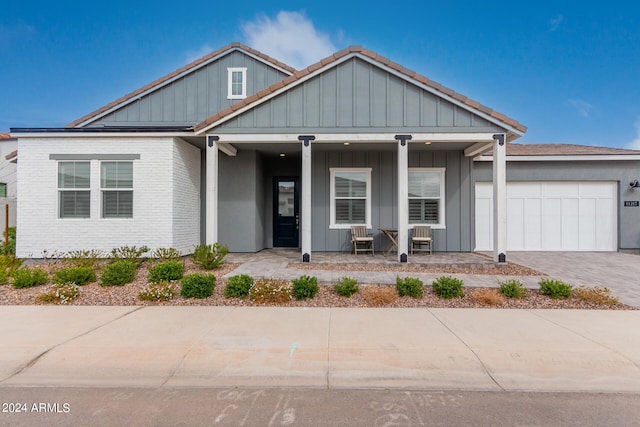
(0, 258, 633, 310)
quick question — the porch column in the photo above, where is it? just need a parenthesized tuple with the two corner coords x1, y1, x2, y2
(205, 135, 219, 245)
(492, 133, 507, 263)
(299, 135, 315, 262)
(396, 135, 412, 262)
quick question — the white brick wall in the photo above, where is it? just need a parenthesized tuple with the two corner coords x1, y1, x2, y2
(16, 136, 201, 257)
(171, 138, 201, 254)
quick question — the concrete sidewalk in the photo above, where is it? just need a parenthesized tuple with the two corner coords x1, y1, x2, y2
(1, 306, 639, 392)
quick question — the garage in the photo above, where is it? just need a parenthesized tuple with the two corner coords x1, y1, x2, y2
(475, 181, 617, 251)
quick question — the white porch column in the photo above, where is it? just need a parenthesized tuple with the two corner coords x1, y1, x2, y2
(299, 135, 315, 262)
(396, 135, 411, 262)
(492, 133, 507, 263)
(206, 135, 219, 245)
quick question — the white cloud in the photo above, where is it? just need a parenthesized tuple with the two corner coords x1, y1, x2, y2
(548, 14, 564, 32)
(566, 99, 593, 118)
(241, 11, 337, 70)
(628, 118, 640, 150)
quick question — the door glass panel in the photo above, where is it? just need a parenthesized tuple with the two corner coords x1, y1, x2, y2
(278, 181, 295, 216)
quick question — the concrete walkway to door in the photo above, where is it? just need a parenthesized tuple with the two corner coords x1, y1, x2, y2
(507, 252, 640, 308)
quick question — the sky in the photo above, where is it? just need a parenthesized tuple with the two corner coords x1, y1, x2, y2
(1, 1, 640, 149)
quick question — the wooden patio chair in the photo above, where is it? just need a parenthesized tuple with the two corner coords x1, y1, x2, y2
(351, 225, 374, 255)
(411, 225, 432, 254)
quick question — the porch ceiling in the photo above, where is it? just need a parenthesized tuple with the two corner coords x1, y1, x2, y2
(225, 141, 474, 156)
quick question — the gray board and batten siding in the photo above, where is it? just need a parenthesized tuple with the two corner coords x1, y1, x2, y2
(89, 50, 290, 127)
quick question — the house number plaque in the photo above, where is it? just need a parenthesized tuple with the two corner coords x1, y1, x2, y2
(624, 201, 639, 207)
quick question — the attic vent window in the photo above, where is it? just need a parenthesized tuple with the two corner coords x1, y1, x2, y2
(227, 67, 247, 99)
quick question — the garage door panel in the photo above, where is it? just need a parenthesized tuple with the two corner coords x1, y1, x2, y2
(507, 198, 525, 249)
(562, 198, 580, 250)
(542, 198, 563, 250)
(578, 198, 596, 250)
(524, 198, 541, 249)
(544, 182, 579, 198)
(596, 199, 615, 249)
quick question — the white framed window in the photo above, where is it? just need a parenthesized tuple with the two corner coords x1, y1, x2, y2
(101, 161, 133, 218)
(227, 67, 247, 99)
(0, 182, 6, 198)
(408, 168, 446, 228)
(330, 168, 372, 229)
(58, 161, 90, 218)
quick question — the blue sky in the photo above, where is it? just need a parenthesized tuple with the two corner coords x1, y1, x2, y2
(2, 1, 640, 148)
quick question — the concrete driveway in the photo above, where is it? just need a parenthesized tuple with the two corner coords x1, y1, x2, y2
(507, 252, 640, 308)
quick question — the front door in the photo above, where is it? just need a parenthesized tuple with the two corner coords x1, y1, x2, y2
(273, 177, 299, 247)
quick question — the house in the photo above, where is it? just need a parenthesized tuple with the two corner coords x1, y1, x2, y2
(10, 43, 640, 261)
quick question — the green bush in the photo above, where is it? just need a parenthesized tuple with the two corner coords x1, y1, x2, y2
(292, 275, 319, 300)
(38, 282, 80, 305)
(224, 274, 254, 298)
(180, 273, 216, 299)
(334, 277, 359, 297)
(191, 243, 228, 270)
(396, 276, 424, 298)
(100, 260, 137, 286)
(432, 276, 465, 299)
(53, 266, 96, 286)
(539, 279, 572, 299)
(110, 245, 149, 266)
(499, 279, 527, 299)
(148, 260, 184, 283)
(65, 250, 106, 268)
(139, 282, 175, 302)
(12, 267, 48, 289)
(151, 247, 182, 262)
(0, 254, 23, 283)
(0, 227, 16, 255)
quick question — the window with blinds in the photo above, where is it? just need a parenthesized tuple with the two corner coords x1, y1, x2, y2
(101, 161, 133, 218)
(408, 169, 445, 226)
(330, 168, 371, 228)
(58, 162, 90, 218)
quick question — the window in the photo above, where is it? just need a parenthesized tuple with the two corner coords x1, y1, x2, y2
(101, 161, 133, 218)
(58, 162, 90, 218)
(330, 168, 371, 228)
(227, 67, 247, 99)
(408, 168, 445, 227)
(0, 183, 6, 198)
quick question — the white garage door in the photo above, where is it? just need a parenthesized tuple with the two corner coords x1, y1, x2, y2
(475, 181, 617, 251)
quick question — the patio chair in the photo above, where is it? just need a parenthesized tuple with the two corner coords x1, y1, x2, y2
(411, 225, 432, 254)
(351, 225, 374, 255)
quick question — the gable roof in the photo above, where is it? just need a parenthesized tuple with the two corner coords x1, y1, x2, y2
(67, 42, 296, 128)
(194, 46, 527, 135)
(506, 142, 640, 156)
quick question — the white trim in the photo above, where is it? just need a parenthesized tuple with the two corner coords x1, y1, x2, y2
(206, 140, 219, 244)
(13, 132, 195, 139)
(475, 154, 640, 162)
(329, 167, 372, 229)
(217, 142, 237, 156)
(208, 132, 498, 143)
(301, 140, 312, 258)
(464, 142, 493, 157)
(227, 67, 247, 99)
(408, 167, 446, 229)
(493, 136, 507, 262)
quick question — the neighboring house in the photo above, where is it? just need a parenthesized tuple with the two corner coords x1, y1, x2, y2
(10, 43, 640, 261)
(0, 133, 17, 235)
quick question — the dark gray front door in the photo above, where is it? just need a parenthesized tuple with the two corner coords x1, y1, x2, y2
(273, 177, 299, 247)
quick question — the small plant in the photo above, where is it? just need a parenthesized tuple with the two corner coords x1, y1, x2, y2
(110, 245, 150, 266)
(0, 227, 16, 255)
(292, 275, 319, 300)
(148, 260, 184, 283)
(65, 250, 106, 268)
(191, 243, 228, 270)
(151, 247, 182, 262)
(396, 276, 424, 298)
(432, 276, 465, 299)
(539, 278, 572, 299)
(224, 274, 254, 298)
(0, 254, 22, 284)
(53, 266, 96, 286)
(139, 282, 175, 302)
(363, 286, 398, 307)
(100, 260, 137, 286)
(181, 273, 216, 298)
(334, 277, 359, 297)
(471, 288, 505, 306)
(499, 279, 528, 299)
(249, 279, 291, 304)
(38, 282, 80, 305)
(573, 286, 619, 306)
(12, 267, 48, 289)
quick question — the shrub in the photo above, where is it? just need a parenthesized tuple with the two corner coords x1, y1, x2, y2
(0, 254, 22, 282)
(432, 276, 465, 299)
(148, 260, 184, 283)
(539, 279, 572, 299)
(292, 275, 319, 300)
(396, 276, 424, 298)
(249, 279, 291, 304)
(53, 266, 96, 286)
(139, 282, 175, 302)
(100, 260, 137, 286)
(181, 273, 216, 299)
(499, 279, 528, 299)
(12, 267, 48, 289)
(66, 250, 106, 269)
(224, 274, 254, 298)
(334, 277, 359, 297)
(0, 227, 16, 255)
(110, 245, 149, 266)
(192, 243, 228, 270)
(363, 286, 398, 306)
(38, 282, 80, 305)
(151, 247, 182, 262)
(573, 286, 619, 306)
(471, 288, 505, 306)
